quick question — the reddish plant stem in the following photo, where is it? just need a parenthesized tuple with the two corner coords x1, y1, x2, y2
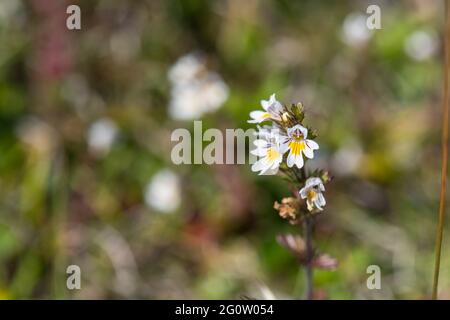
(433, 0, 450, 300)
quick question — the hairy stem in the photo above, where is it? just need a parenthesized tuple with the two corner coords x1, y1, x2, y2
(433, 0, 450, 300)
(296, 166, 314, 299)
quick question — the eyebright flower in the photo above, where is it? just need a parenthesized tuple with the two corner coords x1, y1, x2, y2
(248, 94, 284, 124)
(251, 130, 283, 175)
(299, 177, 326, 212)
(281, 124, 319, 169)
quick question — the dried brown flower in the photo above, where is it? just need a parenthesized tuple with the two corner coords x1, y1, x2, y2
(274, 197, 299, 222)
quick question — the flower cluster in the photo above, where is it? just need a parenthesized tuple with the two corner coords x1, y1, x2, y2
(250, 95, 319, 175)
(248, 94, 329, 216)
(249, 94, 336, 297)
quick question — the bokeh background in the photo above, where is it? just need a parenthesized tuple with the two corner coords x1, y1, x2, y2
(0, 0, 448, 299)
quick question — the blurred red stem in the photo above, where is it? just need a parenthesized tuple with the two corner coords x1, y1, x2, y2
(433, 0, 450, 300)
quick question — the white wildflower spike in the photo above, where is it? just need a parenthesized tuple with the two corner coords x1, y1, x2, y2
(248, 94, 284, 124)
(281, 124, 319, 169)
(299, 177, 326, 211)
(251, 129, 284, 175)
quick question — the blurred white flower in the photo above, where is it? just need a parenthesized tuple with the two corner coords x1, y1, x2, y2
(299, 177, 326, 212)
(168, 53, 229, 120)
(404, 30, 438, 61)
(331, 140, 363, 176)
(0, 0, 21, 22)
(168, 53, 204, 85)
(144, 169, 181, 213)
(88, 118, 118, 156)
(341, 13, 372, 47)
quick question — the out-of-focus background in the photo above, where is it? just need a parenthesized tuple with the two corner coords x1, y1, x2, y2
(0, 0, 448, 299)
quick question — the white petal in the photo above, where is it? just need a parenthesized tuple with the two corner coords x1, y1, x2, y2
(261, 159, 278, 174)
(250, 148, 266, 157)
(306, 139, 319, 150)
(251, 158, 267, 172)
(314, 196, 324, 211)
(286, 126, 294, 137)
(294, 154, 304, 168)
(271, 156, 282, 169)
(299, 187, 308, 199)
(258, 159, 274, 175)
(270, 94, 283, 111)
(269, 93, 276, 103)
(279, 140, 289, 154)
(299, 126, 308, 138)
(305, 177, 322, 188)
(287, 124, 308, 139)
(287, 152, 296, 167)
(267, 103, 283, 118)
(267, 109, 281, 121)
(273, 102, 284, 114)
(303, 145, 314, 159)
(254, 139, 268, 147)
(248, 110, 269, 123)
(261, 166, 279, 176)
(317, 193, 326, 207)
(314, 199, 324, 211)
(305, 178, 314, 188)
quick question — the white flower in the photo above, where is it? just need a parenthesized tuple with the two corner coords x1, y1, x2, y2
(168, 53, 204, 85)
(280, 124, 319, 169)
(248, 94, 284, 124)
(331, 140, 363, 176)
(251, 128, 283, 175)
(299, 177, 326, 211)
(404, 30, 438, 61)
(88, 118, 118, 156)
(341, 13, 372, 47)
(144, 169, 181, 213)
(168, 53, 229, 120)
